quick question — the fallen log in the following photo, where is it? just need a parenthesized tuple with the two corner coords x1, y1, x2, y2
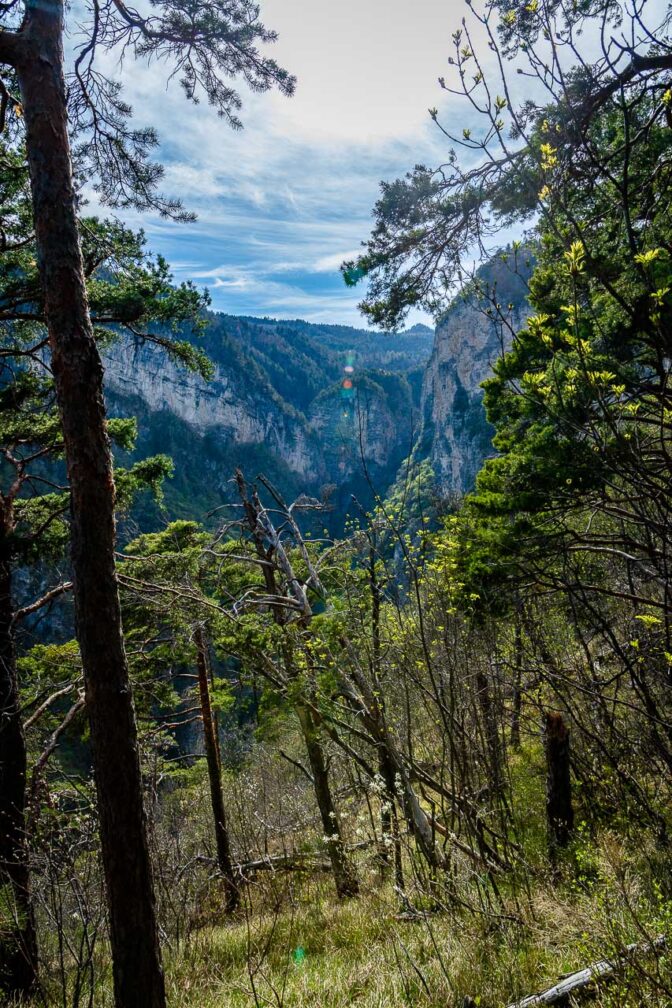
(239, 841, 375, 875)
(177, 839, 378, 884)
(239, 853, 332, 875)
(506, 936, 667, 1007)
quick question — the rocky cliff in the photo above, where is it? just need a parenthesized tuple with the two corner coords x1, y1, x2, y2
(104, 337, 316, 483)
(416, 252, 532, 498)
(103, 249, 533, 528)
(309, 371, 417, 517)
(103, 313, 434, 529)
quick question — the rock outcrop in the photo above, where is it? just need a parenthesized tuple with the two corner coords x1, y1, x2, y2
(102, 248, 533, 527)
(104, 337, 317, 482)
(102, 313, 433, 527)
(417, 252, 532, 497)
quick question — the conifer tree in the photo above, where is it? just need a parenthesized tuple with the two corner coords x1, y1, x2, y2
(0, 4, 292, 1004)
(0, 137, 207, 998)
(120, 521, 242, 913)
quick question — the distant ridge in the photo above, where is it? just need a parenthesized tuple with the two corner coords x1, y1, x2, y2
(104, 310, 434, 531)
(403, 323, 434, 336)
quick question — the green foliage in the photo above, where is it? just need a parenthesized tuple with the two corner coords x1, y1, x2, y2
(426, 91, 672, 612)
(6, 6, 672, 1004)
(18, 640, 81, 685)
(0, 137, 208, 576)
(115, 455, 174, 508)
(0, 140, 209, 355)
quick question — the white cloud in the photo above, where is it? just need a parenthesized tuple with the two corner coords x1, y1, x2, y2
(70, 0, 507, 325)
(260, 0, 458, 145)
(311, 250, 362, 274)
(71, 0, 668, 329)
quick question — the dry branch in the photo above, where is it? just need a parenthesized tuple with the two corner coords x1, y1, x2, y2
(506, 936, 667, 1007)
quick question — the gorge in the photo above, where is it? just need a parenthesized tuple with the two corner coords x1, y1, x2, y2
(105, 252, 530, 527)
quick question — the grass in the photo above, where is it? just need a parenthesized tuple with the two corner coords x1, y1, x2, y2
(152, 834, 671, 1008)
(29, 821, 672, 1007)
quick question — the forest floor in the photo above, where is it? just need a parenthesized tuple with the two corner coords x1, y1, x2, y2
(153, 836, 670, 1008)
(30, 747, 672, 1008)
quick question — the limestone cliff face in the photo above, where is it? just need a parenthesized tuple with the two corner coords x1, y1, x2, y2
(104, 338, 319, 482)
(102, 314, 432, 526)
(417, 255, 531, 496)
(310, 373, 415, 478)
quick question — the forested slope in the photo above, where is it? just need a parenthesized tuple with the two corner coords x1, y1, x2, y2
(0, 0, 671, 1007)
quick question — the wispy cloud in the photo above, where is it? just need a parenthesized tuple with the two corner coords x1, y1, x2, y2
(311, 250, 362, 274)
(83, 0, 500, 326)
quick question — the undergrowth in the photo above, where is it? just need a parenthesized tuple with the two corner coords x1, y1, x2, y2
(42, 830, 670, 1008)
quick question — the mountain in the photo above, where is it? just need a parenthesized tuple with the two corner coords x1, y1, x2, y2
(104, 252, 532, 532)
(104, 313, 433, 531)
(415, 251, 532, 499)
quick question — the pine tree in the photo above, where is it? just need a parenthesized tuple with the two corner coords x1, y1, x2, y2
(0, 137, 207, 998)
(0, 4, 292, 1001)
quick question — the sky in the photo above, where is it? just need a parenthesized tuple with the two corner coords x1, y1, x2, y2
(92, 0, 480, 329)
(80, 0, 668, 329)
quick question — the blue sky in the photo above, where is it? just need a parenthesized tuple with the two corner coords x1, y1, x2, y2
(84, 0, 668, 329)
(91, 0, 486, 328)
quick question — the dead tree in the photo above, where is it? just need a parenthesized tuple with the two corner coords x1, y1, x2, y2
(194, 627, 240, 912)
(234, 471, 359, 899)
(507, 936, 666, 1007)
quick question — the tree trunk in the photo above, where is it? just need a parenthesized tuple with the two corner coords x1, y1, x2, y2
(379, 786, 392, 867)
(0, 553, 38, 999)
(379, 786, 405, 893)
(194, 628, 240, 912)
(475, 665, 504, 796)
(13, 4, 165, 1005)
(340, 657, 449, 871)
(296, 705, 359, 898)
(510, 622, 523, 750)
(366, 541, 405, 890)
(544, 712, 574, 860)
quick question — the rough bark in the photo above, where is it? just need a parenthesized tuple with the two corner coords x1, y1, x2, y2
(544, 712, 574, 859)
(13, 3, 165, 1005)
(194, 628, 240, 912)
(0, 552, 38, 999)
